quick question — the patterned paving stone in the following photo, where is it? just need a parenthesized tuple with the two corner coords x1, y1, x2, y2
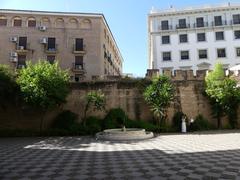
(1, 132, 240, 179)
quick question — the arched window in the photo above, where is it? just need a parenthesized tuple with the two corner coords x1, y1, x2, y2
(80, 19, 92, 29)
(41, 17, 50, 27)
(13, 16, 22, 27)
(55, 18, 64, 28)
(27, 17, 36, 27)
(69, 18, 78, 29)
(0, 16, 7, 26)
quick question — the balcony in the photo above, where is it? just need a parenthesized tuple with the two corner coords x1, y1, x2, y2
(230, 20, 240, 26)
(73, 44, 86, 54)
(212, 20, 227, 27)
(159, 25, 173, 31)
(72, 63, 85, 73)
(176, 24, 190, 29)
(16, 43, 30, 54)
(45, 44, 58, 54)
(193, 22, 208, 28)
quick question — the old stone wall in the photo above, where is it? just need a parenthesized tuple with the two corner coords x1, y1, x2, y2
(0, 70, 233, 130)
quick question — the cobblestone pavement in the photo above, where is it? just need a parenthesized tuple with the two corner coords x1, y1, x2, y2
(2, 132, 240, 179)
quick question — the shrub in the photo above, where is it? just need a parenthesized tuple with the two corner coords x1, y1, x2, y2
(103, 108, 127, 129)
(85, 116, 102, 134)
(52, 110, 78, 130)
(191, 114, 214, 131)
(83, 91, 105, 126)
(172, 111, 187, 131)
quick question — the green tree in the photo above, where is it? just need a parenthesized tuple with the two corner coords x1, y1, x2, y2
(0, 65, 19, 109)
(205, 63, 240, 128)
(144, 75, 174, 126)
(205, 63, 225, 128)
(17, 61, 70, 131)
(83, 91, 105, 126)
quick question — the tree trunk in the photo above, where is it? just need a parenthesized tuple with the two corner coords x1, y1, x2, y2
(83, 102, 89, 127)
(40, 110, 46, 133)
(217, 115, 221, 129)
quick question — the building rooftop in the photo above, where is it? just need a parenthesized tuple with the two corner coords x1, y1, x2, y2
(149, 3, 240, 16)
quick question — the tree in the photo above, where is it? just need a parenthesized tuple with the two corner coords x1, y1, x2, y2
(144, 75, 174, 126)
(17, 61, 70, 131)
(205, 63, 240, 128)
(83, 91, 105, 126)
(0, 65, 19, 109)
(205, 63, 225, 128)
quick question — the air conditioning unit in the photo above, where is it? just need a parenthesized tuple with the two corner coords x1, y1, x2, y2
(10, 57, 18, 62)
(39, 26, 47, 31)
(40, 37, 47, 44)
(10, 37, 18, 42)
(10, 52, 18, 57)
(17, 46, 24, 50)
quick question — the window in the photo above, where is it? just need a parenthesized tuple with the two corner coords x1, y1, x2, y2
(13, 17, 22, 27)
(214, 16, 222, 26)
(236, 48, 240, 57)
(18, 37, 27, 50)
(196, 17, 204, 27)
(179, 34, 188, 43)
(233, 14, 240, 24)
(178, 19, 187, 28)
(75, 38, 84, 51)
(75, 56, 84, 70)
(162, 35, 170, 44)
(0, 16, 7, 26)
(198, 50, 208, 59)
(47, 37, 56, 50)
(28, 18, 36, 27)
(197, 33, 206, 42)
(75, 74, 84, 82)
(234, 30, 240, 39)
(162, 52, 171, 61)
(215, 32, 224, 40)
(181, 51, 189, 60)
(161, 20, 169, 30)
(47, 56, 55, 64)
(217, 48, 226, 58)
(17, 55, 26, 68)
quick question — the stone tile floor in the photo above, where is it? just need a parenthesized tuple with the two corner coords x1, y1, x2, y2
(1, 131, 240, 179)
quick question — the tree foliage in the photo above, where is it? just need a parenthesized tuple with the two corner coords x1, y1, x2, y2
(17, 61, 70, 110)
(0, 65, 19, 108)
(205, 63, 240, 128)
(144, 75, 174, 125)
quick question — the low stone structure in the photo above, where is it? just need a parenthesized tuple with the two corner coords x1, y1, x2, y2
(0, 70, 235, 130)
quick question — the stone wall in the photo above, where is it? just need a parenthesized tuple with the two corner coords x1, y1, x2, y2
(0, 70, 233, 130)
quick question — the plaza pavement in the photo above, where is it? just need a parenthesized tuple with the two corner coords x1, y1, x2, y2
(1, 131, 240, 179)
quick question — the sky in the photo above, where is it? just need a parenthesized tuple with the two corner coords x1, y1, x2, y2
(1, 0, 239, 77)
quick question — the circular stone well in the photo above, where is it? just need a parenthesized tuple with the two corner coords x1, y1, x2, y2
(96, 128, 154, 141)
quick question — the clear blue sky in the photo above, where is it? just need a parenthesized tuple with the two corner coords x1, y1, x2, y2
(1, 0, 239, 76)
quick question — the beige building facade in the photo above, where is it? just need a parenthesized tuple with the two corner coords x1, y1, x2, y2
(0, 9, 123, 81)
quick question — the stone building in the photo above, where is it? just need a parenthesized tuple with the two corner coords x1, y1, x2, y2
(148, 3, 240, 74)
(0, 9, 123, 81)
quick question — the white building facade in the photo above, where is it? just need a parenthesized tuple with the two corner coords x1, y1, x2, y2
(148, 4, 240, 74)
